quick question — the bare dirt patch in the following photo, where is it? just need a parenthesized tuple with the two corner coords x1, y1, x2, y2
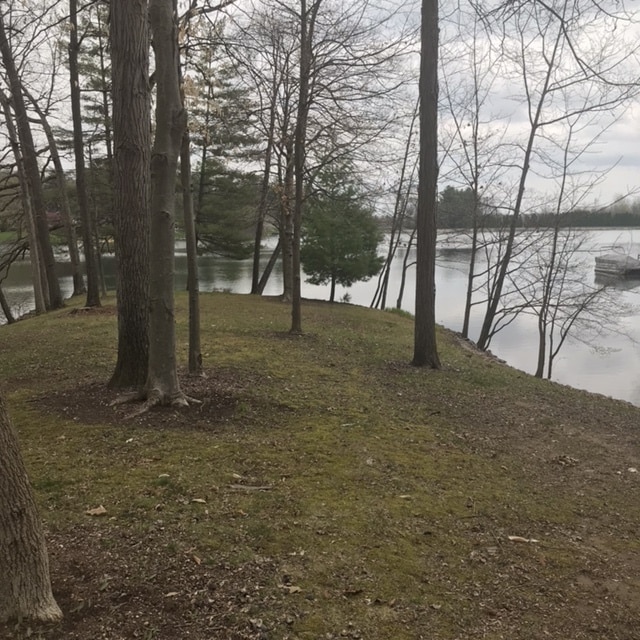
(35, 368, 261, 431)
(4, 523, 284, 640)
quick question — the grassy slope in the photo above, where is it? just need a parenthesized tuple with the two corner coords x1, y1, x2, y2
(1, 292, 640, 639)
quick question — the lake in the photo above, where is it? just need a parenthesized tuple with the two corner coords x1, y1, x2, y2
(2, 228, 640, 405)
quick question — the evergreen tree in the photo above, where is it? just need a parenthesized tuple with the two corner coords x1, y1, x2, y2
(184, 23, 259, 256)
(301, 167, 383, 302)
(438, 185, 476, 229)
(195, 157, 259, 259)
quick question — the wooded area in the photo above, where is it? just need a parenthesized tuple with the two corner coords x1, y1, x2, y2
(0, 0, 639, 628)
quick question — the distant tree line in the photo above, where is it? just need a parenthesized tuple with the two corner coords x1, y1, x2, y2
(436, 186, 640, 229)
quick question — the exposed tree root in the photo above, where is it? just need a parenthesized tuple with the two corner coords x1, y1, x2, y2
(109, 391, 144, 407)
(125, 394, 163, 419)
(109, 384, 201, 418)
(123, 390, 201, 419)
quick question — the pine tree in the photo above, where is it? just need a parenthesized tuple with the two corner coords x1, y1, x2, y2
(301, 164, 383, 302)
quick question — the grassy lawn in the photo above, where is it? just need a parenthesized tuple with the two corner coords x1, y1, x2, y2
(1, 292, 640, 639)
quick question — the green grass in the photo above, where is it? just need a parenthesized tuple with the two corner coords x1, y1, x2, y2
(2, 292, 640, 638)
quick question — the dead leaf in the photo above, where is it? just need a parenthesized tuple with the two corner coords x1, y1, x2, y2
(164, 592, 179, 598)
(85, 505, 107, 517)
(191, 498, 207, 504)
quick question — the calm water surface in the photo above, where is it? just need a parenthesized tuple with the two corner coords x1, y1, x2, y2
(2, 229, 640, 405)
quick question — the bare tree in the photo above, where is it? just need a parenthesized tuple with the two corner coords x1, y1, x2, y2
(0, 88, 47, 314)
(23, 80, 86, 298)
(412, 0, 440, 368)
(232, 0, 414, 331)
(140, 0, 189, 409)
(0, 392, 62, 624)
(69, 0, 101, 307)
(228, 6, 299, 300)
(472, 0, 638, 351)
(177, 6, 203, 376)
(108, 0, 151, 389)
(289, 0, 317, 333)
(230, 8, 294, 295)
(439, 6, 508, 339)
(371, 99, 419, 311)
(0, 5, 62, 310)
(511, 104, 626, 378)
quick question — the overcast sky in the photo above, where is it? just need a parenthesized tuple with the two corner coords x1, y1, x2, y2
(437, 0, 640, 208)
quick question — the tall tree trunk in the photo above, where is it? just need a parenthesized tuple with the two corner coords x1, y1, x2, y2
(412, 0, 440, 368)
(69, 0, 101, 308)
(461, 204, 479, 338)
(291, 0, 315, 334)
(194, 76, 214, 247)
(195, 134, 209, 237)
(87, 142, 108, 297)
(251, 78, 278, 294)
(535, 317, 547, 379)
(108, 0, 151, 389)
(0, 90, 47, 314)
(396, 226, 416, 310)
(0, 14, 62, 310)
(23, 86, 85, 297)
(95, 5, 114, 170)
(0, 284, 15, 324)
(0, 393, 62, 624)
(180, 129, 202, 375)
(279, 143, 295, 302)
(257, 240, 281, 295)
(177, 37, 201, 375)
(144, 0, 187, 405)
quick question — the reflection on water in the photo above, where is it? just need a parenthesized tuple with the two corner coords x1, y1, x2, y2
(3, 229, 640, 406)
(594, 273, 640, 291)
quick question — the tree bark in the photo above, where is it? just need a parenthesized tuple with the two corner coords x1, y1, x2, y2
(396, 226, 416, 310)
(291, 0, 319, 333)
(108, 0, 151, 389)
(180, 128, 202, 375)
(251, 76, 278, 294)
(412, 0, 440, 368)
(257, 239, 281, 295)
(145, 0, 187, 404)
(0, 285, 15, 324)
(279, 146, 294, 303)
(95, 4, 114, 170)
(69, 0, 101, 307)
(0, 13, 62, 310)
(0, 393, 62, 624)
(177, 27, 202, 376)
